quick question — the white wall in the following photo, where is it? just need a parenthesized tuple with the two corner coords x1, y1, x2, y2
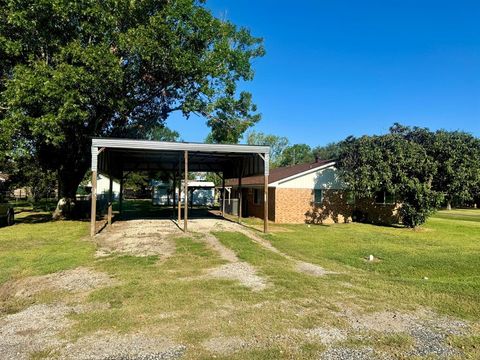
(274, 166, 345, 190)
(87, 175, 120, 199)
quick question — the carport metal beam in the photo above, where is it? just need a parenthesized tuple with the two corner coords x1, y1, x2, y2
(184, 150, 188, 232)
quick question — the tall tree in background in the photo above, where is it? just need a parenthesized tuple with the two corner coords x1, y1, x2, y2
(0, 0, 264, 216)
(278, 144, 314, 167)
(245, 131, 289, 168)
(147, 126, 181, 142)
(312, 142, 341, 161)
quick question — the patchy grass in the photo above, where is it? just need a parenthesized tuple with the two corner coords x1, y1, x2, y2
(0, 208, 479, 358)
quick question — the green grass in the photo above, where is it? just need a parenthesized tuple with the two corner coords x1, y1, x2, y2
(0, 212, 93, 285)
(10, 199, 58, 213)
(262, 209, 480, 319)
(432, 208, 480, 223)
(0, 207, 479, 359)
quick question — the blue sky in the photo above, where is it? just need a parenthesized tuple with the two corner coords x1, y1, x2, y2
(166, 0, 480, 146)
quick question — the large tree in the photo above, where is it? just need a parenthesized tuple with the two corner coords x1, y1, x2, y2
(0, 0, 264, 215)
(390, 124, 480, 209)
(338, 133, 442, 227)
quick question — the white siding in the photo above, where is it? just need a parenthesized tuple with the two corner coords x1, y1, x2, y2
(87, 175, 120, 199)
(275, 166, 345, 190)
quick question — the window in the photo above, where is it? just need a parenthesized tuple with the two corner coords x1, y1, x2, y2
(253, 189, 262, 205)
(375, 191, 395, 205)
(385, 192, 396, 205)
(314, 189, 323, 205)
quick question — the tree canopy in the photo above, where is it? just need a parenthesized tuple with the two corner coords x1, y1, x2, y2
(245, 131, 289, 167)
(390, 124, 480, 209)
(312, 142, 341, 161)
(0, 0, 264, 204)
(337, 124, 480, 227)
(337, 133, 442, 227)
(278, 144, 314, 167)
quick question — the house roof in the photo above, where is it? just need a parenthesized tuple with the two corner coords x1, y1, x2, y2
(0, 173, 9, 182)
(226, 159, 334, 186)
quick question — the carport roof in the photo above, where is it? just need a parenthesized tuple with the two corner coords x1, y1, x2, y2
(91, 138, 270, 180)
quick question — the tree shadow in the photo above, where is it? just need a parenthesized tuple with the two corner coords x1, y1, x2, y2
(305, 190, 352, 224)
(15, 213, 53, 224)
(304, 169, 352, 224)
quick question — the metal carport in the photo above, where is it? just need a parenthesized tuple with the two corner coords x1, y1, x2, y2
(90, 138, 270, 237)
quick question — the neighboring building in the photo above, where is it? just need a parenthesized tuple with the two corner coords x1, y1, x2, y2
(152, 180, 215, 206)
(0, 173, 30, 199)
(80, 174, 120, 200)
(226, 160, 399, 225)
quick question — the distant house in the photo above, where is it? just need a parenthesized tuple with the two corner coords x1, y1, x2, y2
(0, 173, 30, 199)
(152, 180, 215, 206)
(226, 160, 399, 225)
(79, 174, 120, 200)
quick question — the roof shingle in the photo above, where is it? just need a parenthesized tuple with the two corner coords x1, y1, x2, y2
(226, 159, 334, 186)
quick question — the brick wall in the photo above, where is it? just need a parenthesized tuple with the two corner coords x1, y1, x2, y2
(304, 190, 353, 224)
(243, 187, 276, 222)
(275, 188, 352, 224)
(242, 187, 399, 225)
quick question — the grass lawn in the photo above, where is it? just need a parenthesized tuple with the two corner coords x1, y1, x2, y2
(0, 207, 479, 359)
(262, 209, 480, 320)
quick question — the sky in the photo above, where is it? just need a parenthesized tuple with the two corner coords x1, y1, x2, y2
(166, 0, 480, 146)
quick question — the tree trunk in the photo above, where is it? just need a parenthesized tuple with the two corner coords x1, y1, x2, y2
(52, 165, 88, 220)
(446, 201, 452, 211)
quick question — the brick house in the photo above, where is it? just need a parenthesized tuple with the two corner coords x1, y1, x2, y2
(226, 160, 399, 225)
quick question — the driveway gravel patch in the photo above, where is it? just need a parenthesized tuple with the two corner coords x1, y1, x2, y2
(59, 332, 185, 360)
(0, 267, 117, 299)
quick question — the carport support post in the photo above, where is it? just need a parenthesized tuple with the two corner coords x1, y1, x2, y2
(238, 174, 242, 223)
(90, 171, 97, 237)
(172, 172, 176, 215)
(221, 174, 225, 217)
(178, 157, 182, 224)
(119, 176, 123, 215)
(264, 174, 269, 233)
(108, 173, 113, 226)
(184, 150, 188, 232)
(263, 152, 269, 234)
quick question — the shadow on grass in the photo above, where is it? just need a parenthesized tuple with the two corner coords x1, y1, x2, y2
(15, 211, 91, 224)
(15, 213, 53, 224)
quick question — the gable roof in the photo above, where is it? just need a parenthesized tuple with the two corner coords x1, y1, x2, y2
(226, 159, 335, 186)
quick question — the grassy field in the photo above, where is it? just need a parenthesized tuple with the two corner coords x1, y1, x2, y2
(262, 210, 480, 320)
(0, 207, 479, 358)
